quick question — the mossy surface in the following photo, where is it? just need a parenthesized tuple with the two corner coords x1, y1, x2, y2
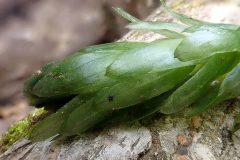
(0, 108, 48, 153)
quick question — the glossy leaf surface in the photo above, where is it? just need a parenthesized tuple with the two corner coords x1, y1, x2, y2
(25, 1, 240, 141)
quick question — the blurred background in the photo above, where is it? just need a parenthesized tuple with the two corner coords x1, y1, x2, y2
(0, 0, 160, 136)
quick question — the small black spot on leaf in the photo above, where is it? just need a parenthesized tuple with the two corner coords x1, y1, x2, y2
(108, 96, 114, 102)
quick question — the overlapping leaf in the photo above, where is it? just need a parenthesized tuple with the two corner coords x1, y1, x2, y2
(26, 1, 240, 141)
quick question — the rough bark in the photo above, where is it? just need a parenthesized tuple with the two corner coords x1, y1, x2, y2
(1, 0, 240, 159)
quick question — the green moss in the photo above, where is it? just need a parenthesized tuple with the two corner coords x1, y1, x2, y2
(0, 108, 48, 153)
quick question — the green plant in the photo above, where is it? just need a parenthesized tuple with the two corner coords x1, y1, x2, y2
(24, 0, 240, 141)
